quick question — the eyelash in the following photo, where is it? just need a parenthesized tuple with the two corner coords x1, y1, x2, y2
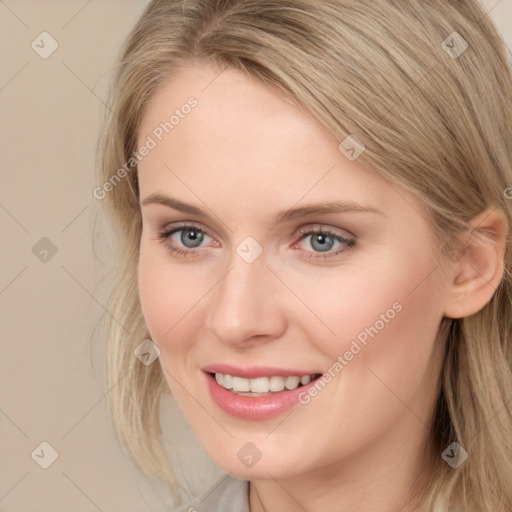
(156, 223, 355, 260)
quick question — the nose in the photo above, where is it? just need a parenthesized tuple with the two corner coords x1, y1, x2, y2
(205, 250, 287, 348)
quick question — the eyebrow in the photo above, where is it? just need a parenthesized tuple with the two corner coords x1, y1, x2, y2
(141, 192, 385, 227)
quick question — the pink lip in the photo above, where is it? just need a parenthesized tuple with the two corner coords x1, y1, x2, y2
(203, 369, 321, 420)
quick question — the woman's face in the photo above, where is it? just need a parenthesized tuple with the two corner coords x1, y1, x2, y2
(137, 63, 449, 480)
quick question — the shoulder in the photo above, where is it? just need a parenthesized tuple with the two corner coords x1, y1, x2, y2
(177, 474, 250, 512)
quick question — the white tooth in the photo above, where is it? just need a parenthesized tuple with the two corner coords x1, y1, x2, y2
(250, 377, 270, 393)
(223, 373, 316, 394)
(269, 376, 285, 392)
(300, 375, 311, 385)
(232, 376, 251, 392)
(284, 376, 300, 390)
(223, 373, 233, 390)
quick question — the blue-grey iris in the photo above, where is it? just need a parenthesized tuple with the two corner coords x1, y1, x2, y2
(311, 233, 334, 252)
(181, 228, 204, 248)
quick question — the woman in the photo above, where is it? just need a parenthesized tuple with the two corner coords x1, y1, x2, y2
(95, 0, 512, 510)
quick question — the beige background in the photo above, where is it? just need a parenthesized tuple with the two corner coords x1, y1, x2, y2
(1, 1, 511, 511)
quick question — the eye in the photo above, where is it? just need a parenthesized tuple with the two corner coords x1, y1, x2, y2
(295, 227, 355, 259)
(155, 223, 355, 260)
(157, 223, 214, 256)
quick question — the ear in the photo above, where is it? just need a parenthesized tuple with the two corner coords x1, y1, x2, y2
(443, 207, 508, 319)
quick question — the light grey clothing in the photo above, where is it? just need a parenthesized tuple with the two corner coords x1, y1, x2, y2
(177, 474, 449, 511)
(179, 474, 250, 512)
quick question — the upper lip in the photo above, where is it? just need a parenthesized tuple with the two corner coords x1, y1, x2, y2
(202, 364, 320, 379)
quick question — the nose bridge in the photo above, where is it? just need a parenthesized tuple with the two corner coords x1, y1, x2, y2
(205, 246, 285, 345)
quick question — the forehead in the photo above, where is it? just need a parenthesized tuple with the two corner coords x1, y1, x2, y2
(138, 64, 332, 163)
(136, 64, 416, 222)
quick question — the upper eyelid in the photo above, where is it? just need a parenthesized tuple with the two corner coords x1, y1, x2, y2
(159, 222, 351, 238)
(160, 221, 209, 234)
(297, 226, 353, 238)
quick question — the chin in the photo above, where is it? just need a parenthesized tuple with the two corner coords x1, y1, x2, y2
(201, 438, 308, 480)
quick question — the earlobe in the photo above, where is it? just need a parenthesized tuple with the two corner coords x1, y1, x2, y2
(443, 207, 508, 319)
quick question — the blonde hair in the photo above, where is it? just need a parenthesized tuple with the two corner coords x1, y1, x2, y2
(95, 0, 512, 509)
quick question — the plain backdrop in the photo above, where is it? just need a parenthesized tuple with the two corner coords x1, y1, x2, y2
(1, 1, 511, 511)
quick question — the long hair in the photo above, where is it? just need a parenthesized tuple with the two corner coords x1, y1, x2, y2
(95, 1, 512, 509)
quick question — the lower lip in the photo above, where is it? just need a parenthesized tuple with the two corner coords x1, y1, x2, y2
(204, 372, 319, 420)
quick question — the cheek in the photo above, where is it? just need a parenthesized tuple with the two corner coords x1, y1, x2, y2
(137, 244, 201, 351)
(137, 250, 207, 404)
(280, 254, 445, 458)
(298, 245, 445, 394)
(321, 254, 444, 423)
(304, 240, 443, 357)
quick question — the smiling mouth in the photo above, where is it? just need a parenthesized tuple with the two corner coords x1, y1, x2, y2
(210, 372, 322, 397)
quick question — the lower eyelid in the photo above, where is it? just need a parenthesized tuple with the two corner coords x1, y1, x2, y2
(302, 245, 352, 259)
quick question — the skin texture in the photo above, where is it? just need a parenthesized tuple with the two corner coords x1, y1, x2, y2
(136, 63, 507, 512)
